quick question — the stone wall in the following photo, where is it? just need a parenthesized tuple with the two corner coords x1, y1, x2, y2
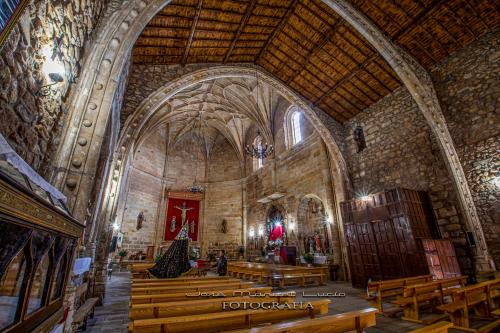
(0, 0, 108, 174)
(344, 29, 500, 271)
(344, 87, 468, 268)
(116, 128, 244, 258)
(431, 29, 500, 268)
(245, 109, 342, 265)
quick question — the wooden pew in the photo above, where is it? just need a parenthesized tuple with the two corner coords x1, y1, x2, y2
(71, 283, 99, 331)
(130, 287, 273, 305)
(132, 276, 234, 284)
(437, 278, 500, 332)
(409, 321, 453, 333)
(128, 299, 330, 333)
(131, 281, 255, 295)
(217, 308, 378, 333)
(129, 295, 296, 320)
(364, 275, 433, 313)
(270, 273, 326, 288)
(394, 276, 467, 323)
(132, 278, 241, 288)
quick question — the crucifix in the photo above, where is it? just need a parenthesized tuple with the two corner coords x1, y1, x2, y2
(174, 201, 194, 226)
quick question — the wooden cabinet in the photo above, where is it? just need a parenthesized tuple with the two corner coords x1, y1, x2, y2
(0, 160, 84, 333)
(341, 188, 437, 287)
(422, 239, 461, 280)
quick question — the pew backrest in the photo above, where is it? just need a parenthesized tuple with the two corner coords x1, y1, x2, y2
(217, 308, 378, 333)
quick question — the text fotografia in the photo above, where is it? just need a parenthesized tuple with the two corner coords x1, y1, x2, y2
(222, 302, 314, 310)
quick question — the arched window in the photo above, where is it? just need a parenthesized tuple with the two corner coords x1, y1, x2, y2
(252, 135, 264, 171)
(291, 110, 303, 145)
(285, 106, 304, 148)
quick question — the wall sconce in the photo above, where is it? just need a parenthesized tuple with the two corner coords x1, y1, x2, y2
(360, 195, 371, 202)
(37, 44, 65, 96)
(248, 227, 255, 238)
(258, 225, 264, 236)
(288, 221, 295, 231)
(112, 222, 120, 231)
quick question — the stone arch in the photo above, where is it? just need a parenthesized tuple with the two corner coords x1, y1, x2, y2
(54, 0, 493, 271)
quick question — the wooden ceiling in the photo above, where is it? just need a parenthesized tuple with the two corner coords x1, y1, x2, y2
(132, 0, 499, 122)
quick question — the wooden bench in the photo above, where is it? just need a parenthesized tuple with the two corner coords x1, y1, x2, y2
(131, 281, 255, 295)
(270, 273, 326, 288)
(437, 278, 500, 332)
(365, 275, 433, 313)
(217, 307, 378, 333)
(130, 287, 273, 305)
(129, 295, 296, 320)
(409, 321, 453, 333)
(132, 278, 241, 288)
(128, 299, 330, 333)
(394, 276, 467, 323)
(71, 282, 99, 331)
(132, 276, 234, 284)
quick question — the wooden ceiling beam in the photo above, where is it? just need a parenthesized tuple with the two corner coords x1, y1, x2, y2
(337, 85, 370, 109)
(182, 0, 204, 66)
(393, 0, 441, 40)
(286, 19, 343, 85)
(255, 0, 300, 62)
(313, 53, 379, 107)
(224, 0, 257, 63)
(463, 0, 491, 31)
(442, 3, 476, 39)
(366, 0, 439, 63)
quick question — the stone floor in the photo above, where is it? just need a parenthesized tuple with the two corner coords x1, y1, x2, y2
(85, 271, 428, 333)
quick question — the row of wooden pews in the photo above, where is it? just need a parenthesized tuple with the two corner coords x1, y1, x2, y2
(366, 274, 500, 332)
(437, 278, 500, 332)
(228, 262, 328, 288)
(128, 275, 378, 333)
(394, 276, 467, 323)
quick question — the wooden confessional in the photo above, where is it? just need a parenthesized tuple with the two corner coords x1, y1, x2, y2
(0, 160, 84, 333)
(341, 188, 460, 288)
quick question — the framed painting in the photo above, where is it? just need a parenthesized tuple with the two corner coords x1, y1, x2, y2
(0, 0, 29, 49)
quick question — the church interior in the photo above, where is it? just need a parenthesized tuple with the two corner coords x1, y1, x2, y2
(0, 0, 499, 332)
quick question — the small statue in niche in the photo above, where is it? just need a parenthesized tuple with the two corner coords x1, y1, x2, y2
(220, 219, 228, 234)
(169, 216, 177, 232)
(353, 125, 367, 153)
(314, 231, 322, 253)
(136, 211, 145, 231)
(189, 220, 195, 234)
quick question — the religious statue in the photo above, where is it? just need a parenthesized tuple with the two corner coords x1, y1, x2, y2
(169, 216, 177, 232)
(308, 236, 314, 253)
(189, 220, 195, 234)
(314, 231, 322, 253)
(354, 125, 367, 153)
(220, 219, 227, 234)
(174, 202, 194, 225)
(136, 211, 145, 231)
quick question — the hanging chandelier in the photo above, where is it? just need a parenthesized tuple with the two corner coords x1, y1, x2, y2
(244, 69, 274, 159)
(187, 113, 205, 194)
(245, 130, 274, 159)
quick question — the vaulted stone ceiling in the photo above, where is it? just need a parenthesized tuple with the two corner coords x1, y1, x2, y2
(144, 77, 286, 160)
(132, 0, 499, 122)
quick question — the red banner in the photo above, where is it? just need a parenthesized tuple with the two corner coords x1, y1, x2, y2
(164, 198, 200, 241)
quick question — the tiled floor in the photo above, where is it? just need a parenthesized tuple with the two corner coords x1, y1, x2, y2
(85, 272, 426, 333)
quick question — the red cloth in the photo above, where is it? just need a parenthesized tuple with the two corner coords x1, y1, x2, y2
(164, 199, 200, 241)
(269, 224, 283, 241)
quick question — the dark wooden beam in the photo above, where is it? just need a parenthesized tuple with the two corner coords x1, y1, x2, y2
(182, 0, 204, 65)
(224, 0, 257, 63)
(393, 0, 442, 40)
(255, 0, 300, 63)
(314, 53, 379, 107)
(286, 19, 342, 85)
